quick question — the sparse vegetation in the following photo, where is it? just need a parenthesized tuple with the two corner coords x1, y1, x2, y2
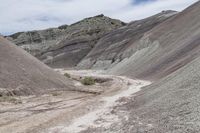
(51, 92, 60, 96)
(64, 73, 71, 78)
(0, 95, 22, 104)
(81, 77, 96, 85)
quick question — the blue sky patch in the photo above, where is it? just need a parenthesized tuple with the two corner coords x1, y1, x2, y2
(134, 0, 154, 4)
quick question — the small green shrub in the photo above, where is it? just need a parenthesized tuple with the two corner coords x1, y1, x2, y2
(52, 92, 60, 96)
(64, 73, 71, 78)
(81, 77, 95, 85)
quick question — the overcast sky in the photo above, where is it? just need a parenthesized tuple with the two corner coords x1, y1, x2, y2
(0, 0, 198, 35)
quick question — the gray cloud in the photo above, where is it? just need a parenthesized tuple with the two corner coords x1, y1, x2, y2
(0, 0, 198, 35)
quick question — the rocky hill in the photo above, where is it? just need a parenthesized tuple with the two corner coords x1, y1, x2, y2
(7, 15, 125, 68)
(0, 36, 74, 96)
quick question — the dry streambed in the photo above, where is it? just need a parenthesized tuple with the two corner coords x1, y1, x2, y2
(0, 70, 151, 133)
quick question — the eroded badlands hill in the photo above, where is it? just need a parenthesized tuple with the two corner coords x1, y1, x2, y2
(0, 36, 74, 95)
(77, 10, 177, 70)
(1, 1, 200, 132)
(7, 15, 125, 68)
(108, 1, 200, 81)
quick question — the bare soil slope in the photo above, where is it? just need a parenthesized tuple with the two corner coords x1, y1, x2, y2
(0, 36, 74, 95)
(82, 54, 200, 133)
(109, 1, 200, 81)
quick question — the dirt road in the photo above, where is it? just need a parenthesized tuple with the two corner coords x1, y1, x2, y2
(0, 70, 151, 133)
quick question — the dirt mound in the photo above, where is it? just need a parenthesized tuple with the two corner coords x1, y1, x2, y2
(0, 36, 74, 95)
